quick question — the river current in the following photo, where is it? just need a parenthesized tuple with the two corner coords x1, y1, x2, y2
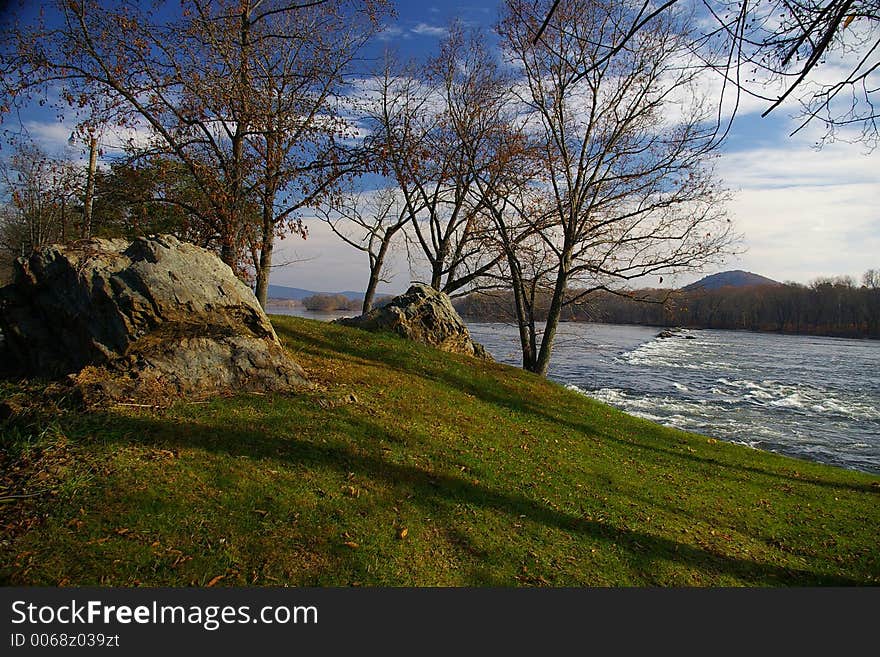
(270, 306, 880, 474)
(467, 321, 880, 474)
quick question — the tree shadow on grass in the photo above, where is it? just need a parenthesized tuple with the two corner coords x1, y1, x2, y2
(79, 408, 868, 586)
(438, 367, 880, 496)
(279, 320, 879, 496)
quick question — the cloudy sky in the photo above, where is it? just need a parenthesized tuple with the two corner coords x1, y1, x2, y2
(12, 0, 879, 294)
(272, 1, 879, 293)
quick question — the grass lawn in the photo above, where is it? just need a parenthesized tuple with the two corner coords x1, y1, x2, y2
(1, 315, 878, 586)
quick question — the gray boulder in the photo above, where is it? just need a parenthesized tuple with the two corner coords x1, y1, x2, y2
(0, 235, 306, 403)
(335, 283, 489, 359)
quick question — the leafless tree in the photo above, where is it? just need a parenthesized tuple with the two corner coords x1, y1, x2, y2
(535, 0, 880, 148)
(0, 142, 82, 270)
(495, 0, 736, 375)
(316, 187, 411, 313)
(363, 31, 508, 296)
(242, 0, 387, 307)
(1, 0, 388, 306)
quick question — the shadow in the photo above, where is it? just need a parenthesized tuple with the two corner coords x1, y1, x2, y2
(276, 318, 879, 496)
(74, 408, 868, 586)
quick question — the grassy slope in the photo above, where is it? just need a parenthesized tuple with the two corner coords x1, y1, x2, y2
(1, 315, 878, 586)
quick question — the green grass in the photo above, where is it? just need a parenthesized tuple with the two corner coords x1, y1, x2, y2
(1, 315, 878, 586)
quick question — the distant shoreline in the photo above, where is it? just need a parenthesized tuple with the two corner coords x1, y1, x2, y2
(265, 301, 880, 341)
(265, 299, 302, 308)
(459, 316, 880, 341)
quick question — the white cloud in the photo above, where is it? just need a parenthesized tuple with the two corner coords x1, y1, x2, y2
(23, 118, 156, 164)
(705, 133, 880, 285)
(376, 24, 408, 41)
(719, 141, 878, 190)
(270, 211, 411, 294)
(23, 120, 76, 150)
(411, 23, 448, 37)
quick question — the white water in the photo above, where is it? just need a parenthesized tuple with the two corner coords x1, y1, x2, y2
(466, 322, 880, 474)
(270, 306, 880, 474)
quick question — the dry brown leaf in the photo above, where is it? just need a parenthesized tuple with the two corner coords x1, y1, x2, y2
(206, 574, 225, 587)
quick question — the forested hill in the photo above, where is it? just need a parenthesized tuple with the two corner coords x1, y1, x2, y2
(684, 270, 781, 291)
(455, 277, 880, 339)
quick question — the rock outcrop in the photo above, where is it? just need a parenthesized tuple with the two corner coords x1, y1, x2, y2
(335, 283, 489, 359)
(656, 327, 697, 339)
(0, 235, 306, 403)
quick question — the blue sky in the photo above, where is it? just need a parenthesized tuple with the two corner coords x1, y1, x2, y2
(275, 1, 879, 293)
(8, 0, 878, 293)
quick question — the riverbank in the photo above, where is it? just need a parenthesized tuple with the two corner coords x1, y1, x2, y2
(1, 316, 878, 585)
(465, 322, 880, 474)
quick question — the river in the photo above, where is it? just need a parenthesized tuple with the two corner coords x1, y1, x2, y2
(270, 306, 880, 474)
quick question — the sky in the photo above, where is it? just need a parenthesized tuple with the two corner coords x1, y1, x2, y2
(8, 0, 879, 294)
(273, 1, 880, 293)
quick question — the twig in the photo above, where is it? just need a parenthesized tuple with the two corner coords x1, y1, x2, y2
(0, 490, 49, 502)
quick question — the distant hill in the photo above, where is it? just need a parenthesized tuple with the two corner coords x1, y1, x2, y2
(266, 285, 386, 301)
(266, 285, 317, 300)
(683, 270, 780, 291)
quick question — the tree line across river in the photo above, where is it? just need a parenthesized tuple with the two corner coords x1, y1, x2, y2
(454, 275, 880, 339)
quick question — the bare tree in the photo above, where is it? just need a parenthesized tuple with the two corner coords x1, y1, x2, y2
(364, 32, 508, 296)
(535, 0, 880, 147)
(495, 0, 735, 375)
(709, 0, 879, 146)
(0, 142, 82, 265)
(316, 187, 411, 313)
(243, 0, 387, 307)
(2, 0, 387, 304)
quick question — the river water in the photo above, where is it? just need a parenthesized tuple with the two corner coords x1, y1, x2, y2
(270, 306, 880, 474)
(467, 322, 880, 474)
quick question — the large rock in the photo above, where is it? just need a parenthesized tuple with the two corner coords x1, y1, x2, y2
(0, 235, 306, 402)
(336, 284, 489, 359)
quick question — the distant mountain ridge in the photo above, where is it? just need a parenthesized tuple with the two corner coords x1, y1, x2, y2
(683, 270, 780, 291)
(266, 284, 386, 301)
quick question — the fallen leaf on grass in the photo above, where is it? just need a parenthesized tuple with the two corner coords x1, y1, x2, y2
(206, 575, 225, 587)
(343, 541, 359, 549)
(398, 528, 408, 540)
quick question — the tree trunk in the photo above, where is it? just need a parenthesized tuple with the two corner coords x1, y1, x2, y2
(430, 262, 443, 291)
(363, 270, 380, 315)
(255, 210, 274, 309)
(506, 251, 536, 371)
(363, 235, 392, 314)
(60, 197, 67, 241)
(220, 234, 237, 268)
(530, 256, 571, 376)
(82, 136, 97, 239)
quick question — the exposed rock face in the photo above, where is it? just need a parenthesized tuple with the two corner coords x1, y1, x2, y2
(336, 283, 489, 359)
(0, 235, 306, 402)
